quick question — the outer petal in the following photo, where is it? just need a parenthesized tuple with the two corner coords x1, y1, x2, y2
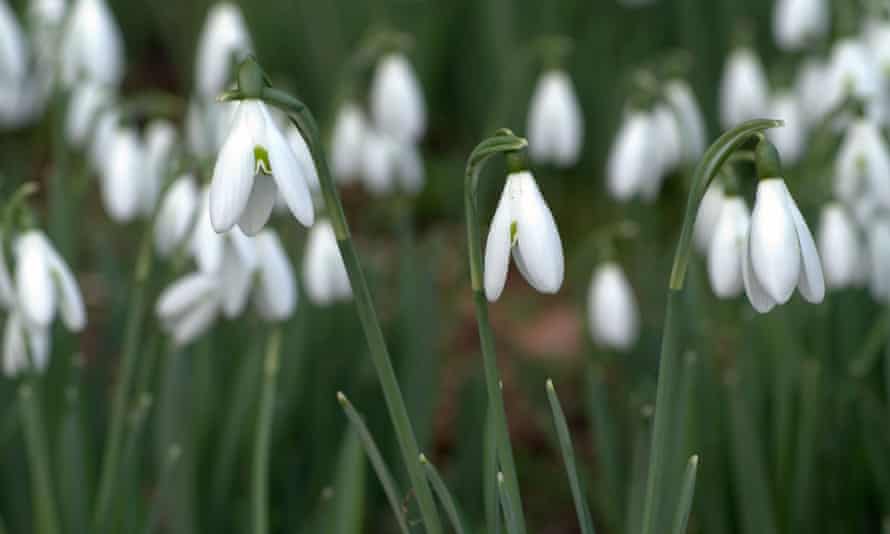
(219, 246, 254, 318)
(587, 263, 639, 350)
(15, 232, 56, 327)
(3, 312, 26, 376)
(262, 106, 314, 227)
(101, 128, 144, 222)
(210, 104, 256, 233)
(156, 272, 218, 322)
(694, 182, 725, 253)
(330, 102, 367, 182)
(743, 234, 778, 313)
(253, 231, 297, 321)
(192, 189, 225, 272)
(483, 183, 514, 302)
(287, 125, 320, 191)
(370, 53, 426, 143)
(237, 177, 277, 236)
(749, 179, 800, 304)
(708, 197, 748, 298)
(782, 184, 824, 303)
(395, 142, 424, 194)
(40, 234, 87, 331)
(512, 172, 564, 294)
(361, 130, 395, 194)
(171, 298, 219, 347)
(818, 203, 859, 289)
(26, 323, 50, 372)
(155, 175, 199, 257)
(607, 112, 654, 201)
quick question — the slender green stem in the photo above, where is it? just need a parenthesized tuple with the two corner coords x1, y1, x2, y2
(252, 327, 281, 534)
(671, 456, 699, 534)
(144, 445, 182, 534)
(93, 222, 154, 532)
(19, 385, 60, 534)
(496, 472, 518, 534)
(420, 454, 470, 534)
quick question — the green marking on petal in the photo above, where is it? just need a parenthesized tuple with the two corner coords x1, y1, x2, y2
(254, 146, 271, 175)
(509, 221, 518, 246)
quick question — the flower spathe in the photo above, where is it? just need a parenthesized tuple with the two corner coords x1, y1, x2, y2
(743, 178, 824, 313)
(484, 170, 563, 301)
(587, 262, 639, 351)
(708, 196, 750, 298)
(527, 69, 584, 167)
(210, 99, 315, 234)
(817, 202, 862, 290)
(370, 53, 426, 143)
(303, 219, 351, 306)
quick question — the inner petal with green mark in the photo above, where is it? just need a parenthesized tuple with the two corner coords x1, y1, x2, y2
(254, 146, 272, 175)
(509, 220, 518, 247)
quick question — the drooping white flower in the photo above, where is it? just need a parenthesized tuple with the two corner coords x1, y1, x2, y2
(644, 103, 682, 200)
(743, 178, 824, 312)
(587, 262, 638, 351)
(59, 0, 124, 87)
(664, 79, 706, 161)
(868, 218, 890, 300)
(253, 230, 296, 321)
(834, 117, 890, 210)
(66, 81, 112, 147)
(719, 47, 769, 129)
(0, 76, 45, 128)
(767, 91, 805, 164)
(3, 311, 49, 376)
(370, 53, 426, 143)
(210, 99, 315, 233)
(360, 130, 424, 195)
(0, 0, 28, 83)
(694, 181, 726, 253)
(527, 69, 584, 167)
(817, 202, 862, 290)
(707, 196, 750, 298)
(100, 127, 145, 222)
(795, 58, 831, 126)
(484, 170, 563, 301)
(155, 174, 199, 257)
(330, 102, 367, 183)
(156, 271, 222, 347)
(194, 2, 252, 97)
(13, 230, 86, 331)
(607, 110, 656, 201)
(773, 0, 829, 51)
(303, 219, 350, 305)
(142, 119, 178, 214)
(823, 38, 879, 113)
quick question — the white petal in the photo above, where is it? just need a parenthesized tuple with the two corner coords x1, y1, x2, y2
(607, 111, 655, 201)
(237, 177, 277, 236)
(719, 48, 769, 128)
(156, 272, 218, 322)
(287, 124, 320, 191)
(587, 263, 639, 350)
(261, 105, 314, 227)
(664, 79, 706, 161)
(708, 197, 749, 298)
(395, 143, 425, 194)
(0, 0, 28, 82)
(142, 119, 178, 214)
(253, 231, 296, 320)
(171, 297, 219, 347)
(66, 82, 112, 147)
(26, 323, 50, 372)
(155, 175, 199, 257)
(0, 231, 14, 308)
(370, 53, 426, 143)
(219, 246, 254, 318)
(694, 182, 725, 253)
(511, 172, 564, 294)
(483, 182, 514, 302)
(40, 234, 87, 331)
(818, 203, 860, 289)
(101, 128, 145, 222)
(527, 70, 584, 167)
(210, 103, 256, 233)
(749, 179, 800, 304)
(361, 130, 396, 195)
(61, 0, 124, 87)
(15, 232, 56, 327)
(3, 313, 26, 376)
(194, 2, 253, 97)
(192, 189, 225, 272)
(330, 103, 367, 182)
(743, 234, 778, 313)
(782, 184, 824, 303)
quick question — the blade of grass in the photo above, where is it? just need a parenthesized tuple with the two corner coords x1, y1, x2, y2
(671, 455, 699, 534)
(252, 328, 282, 534)
(497, 472, 518, 534)
(337, 392, 410, 534)
(420, 454, 470, 534)
(545, 379, 596, 534)
(328, 431, 366, 534)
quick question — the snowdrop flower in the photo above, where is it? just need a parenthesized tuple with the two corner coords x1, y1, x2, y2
(484, 170, 563, 301)
(587, 262, 638, 351)
(607, 110, 656, 201)
(3, 311, 49, 376)
(767, 92, 804, 164)
(330, 102, 368, 183)
(88, 108, 119, 171)
(834, 117, 890, 210)
(817, 202, 861, 290)
(646, 103, 682, 197)
(694, 182, 725, 252)
(191, 186, 253, 274)
(868, 218, 890, 300)
(143, 119, 178, 214)
(195, 2, 252, 97)
(664, 79, 706, 161)
(0, 77, 46, 128)
(527, 69, 584, 167)
(210, 99, 315, 234)
(303, 220, 350, 305)
(719, 47, 768, 129)
(823, 38, 879, 113)
(708, 196, 750, 298)
(773, 0, 829, 51)
(13, 230, 86, 332)
(66, 81, 112, 147)
(795, 58, 831, 125)
(253, 230, 296, 320)
(0, 0, 28, 83)
(100, 127, 145, 222)
(155, 174, 199, 257)
(743, 147, 824, 312)
(156, 271, 222, 347)
(360, 130, 425, 195)
(60, 0, 124, 87)
(370, 53, 426, 143)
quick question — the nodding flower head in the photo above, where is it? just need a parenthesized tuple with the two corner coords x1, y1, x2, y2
(60, 0, 124, 87)
(527, 69, 584, 168)
(370, 53, 426, 143)
(195, 2, 252, 97)
(587, 262, 639, 351)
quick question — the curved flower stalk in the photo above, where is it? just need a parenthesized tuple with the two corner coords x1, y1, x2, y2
(773, 0, 829, 51)
(59, 0, 124, 88)
(527, 69, 584, 167)
(303, 219, 351, 306)
(587, 261, 639, 351)
(817, 202, 862, 290)
(708, 195, 750, 298)
(195, 1, 252, 98)
(719, 46, 768, 129)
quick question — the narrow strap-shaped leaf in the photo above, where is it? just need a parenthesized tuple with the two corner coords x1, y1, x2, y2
(497, 473, 519, 534)
(19, 385, 60, 534)
(671, 455, 699, 534)
(546, 379, 596, 534)
(143, 445, 181, 534)
(420, 454, 470, 534)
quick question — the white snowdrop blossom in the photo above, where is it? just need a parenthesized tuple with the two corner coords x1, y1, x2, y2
(100, 127, 146, 222)
(156, 271, 222, 347)
(834, 117, 890, 211)
(253, 230, 296, 321)
(360, 130, 424, 195)
(817, 202, 862, 290)
(65, 81, 113, 147)
(743, 178, 824, 313)
(60, 0, 124, 87)
(195, 2, 252, 97)
(210, 99, 315, 234)
(795, 58, 831, 127)
(143, 119, 178, 214)
(773, 0, 829, 51)
(643, 103, 682, 200)
(607, 110, 656, 201)
(303, 220, 351, 306)
(868, 218, 890, 301)
(587, 262, 639, 351)
(330, 102, 367, 183)
(370, 53, 426, 143)
(484, 171, 563, 301)
(694, 182, 726, 253)
(708, 196, 750, 298)
(527, 69, 584, 167)
(0, 0, 28, 83)
(664, 79, 706, 161)
(155, 174, 199, 257)
(767, 92, 805, 164)
(719, 47, 769, 129)
(823, 38, 879, 113)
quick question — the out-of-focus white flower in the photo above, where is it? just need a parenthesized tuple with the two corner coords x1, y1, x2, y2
(66, 81, 112, 147)
(743, 178, 824, 313)
(285, 123, 320, 191)
(360, 130, 424, 195)
(88, 108, 119, 171)
(484, 170, 563, 301)
(719, 47, 769, 129)
(835, 117, 890, 210)
(3, 311, 49, 376)
(143, 119, 178, 214)
(0, 232, 13, 308)
(868, 217, 890, 300)
(210, 99, 315, 233)
(0, 0, 28, 83)
(60, 0, 124, 87)
(607, 110, 656, 201)
(795, 58, 831, 126)
(818, 202, 862, 290)
(664, 79, 706, 161)
(155, 174, 199, 257)
(767, 92, 805, 164)
(13, 230, 86, 331)
(194, 2, 252, 97)
(527, 69, 584, 167)
(253, 230, 296, 321)
(0, 77, 46, 128)
(100, 127, 145, 222)
(587, 262, 638, 351)
(708, 196, 750, 298)
(156, 271, 222, 347)
(303, 219, 350, 305)
(370, 53, 426, 143)
(330, 102, 367, 183)
(645, 103, 682, 198)
(773, 0, 829, 51)
(695, 182, 726, 253)
(823, 38, 879, 113)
